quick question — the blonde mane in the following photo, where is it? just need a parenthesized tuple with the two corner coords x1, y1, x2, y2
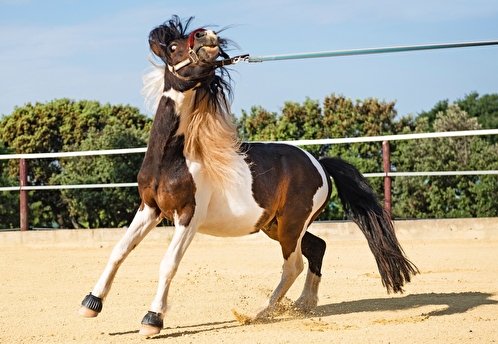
(142, 60, 245, 192)
(141, 55, 165, 113)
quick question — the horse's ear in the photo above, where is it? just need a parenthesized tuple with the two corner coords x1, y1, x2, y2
(149, 40, 164, 58)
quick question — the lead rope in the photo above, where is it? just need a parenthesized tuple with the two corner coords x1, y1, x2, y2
(173, 39, 498, 74)
(228, 40, 498, 64)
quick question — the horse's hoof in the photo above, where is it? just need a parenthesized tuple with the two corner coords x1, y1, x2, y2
(139, 324, 162, 337)
(77, 306, 99, 317)
(294, 295, 318, 312)
(140, 311, 163, 337)
(77, 293, 102, 317)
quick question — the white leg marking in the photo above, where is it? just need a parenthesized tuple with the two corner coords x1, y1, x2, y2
(146, 167, 212, 316)
(148, 212, 202, 315)
(295, 270, 321, 311)
(255, 248, 305, 319)
(91, 205, 161, 299)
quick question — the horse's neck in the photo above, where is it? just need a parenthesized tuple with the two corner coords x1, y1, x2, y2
(145, 86, 245, 192)
(145, 88, 187, 159)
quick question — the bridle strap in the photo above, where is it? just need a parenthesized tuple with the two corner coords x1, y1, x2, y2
(167, 48, 200, 74)
(167, 53, 250, 81)
(167, 26, 249, 79)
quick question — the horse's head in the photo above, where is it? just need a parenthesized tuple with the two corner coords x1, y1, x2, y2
(148, 16, 231, 92)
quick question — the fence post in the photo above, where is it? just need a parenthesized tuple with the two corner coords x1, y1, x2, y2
(382, 141, 392, 218)
(20, 158, 29, 231)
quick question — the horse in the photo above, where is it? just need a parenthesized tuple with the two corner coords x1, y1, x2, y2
(77, 15, 418, 337)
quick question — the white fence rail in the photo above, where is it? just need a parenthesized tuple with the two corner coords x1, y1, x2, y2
(1, 129, 498, 160)
(1, 129, 498, 192)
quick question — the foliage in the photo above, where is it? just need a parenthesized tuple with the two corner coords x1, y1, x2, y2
(392, 104, 498, 218)
(0, 99, 151, 229)
(419, 91, 498, 144)
(0, 143, 19, 229)
(51, 124, 148, 228)
(238, 106, 278, 142)
(2, 90, 498, 228)
(276, 99, 327, 158)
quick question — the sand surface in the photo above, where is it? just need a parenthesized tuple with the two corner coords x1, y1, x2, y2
(1, 231, 497, 343)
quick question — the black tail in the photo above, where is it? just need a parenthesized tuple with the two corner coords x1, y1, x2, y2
(319, 157, 419, 293)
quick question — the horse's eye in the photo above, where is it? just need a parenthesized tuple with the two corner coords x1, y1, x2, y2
(169, 44, 177, 53)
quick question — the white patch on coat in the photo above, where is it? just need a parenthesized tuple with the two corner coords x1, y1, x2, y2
(186, 158, 265, 237)
(301, 149, 330, 217)
(163, 88, 185, 106)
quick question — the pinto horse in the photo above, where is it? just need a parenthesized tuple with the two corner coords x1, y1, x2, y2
(77, 16, 418, 337)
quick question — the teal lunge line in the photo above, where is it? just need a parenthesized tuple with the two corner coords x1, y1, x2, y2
(246, 40, 498, 63)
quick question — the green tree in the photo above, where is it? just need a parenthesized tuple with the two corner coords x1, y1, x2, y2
(457, 92, 498, 143)
(238, 100, 329, 158)
(52, 124, 148, 228)
(237, 106, 278, 142)
(0, 143, 19, 229)
(0, 99, 151, 228)
(276, 98, 328, 158)
(392, 104, 498, 218)
(322, 94, 399, 205)
(419, 92, 498, 143)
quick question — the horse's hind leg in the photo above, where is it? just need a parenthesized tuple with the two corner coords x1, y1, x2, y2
(253, 219, 308, 321)
(294, 231, 326, 312)
(77, 204, 161, 317)
(253, 249, 305, 321)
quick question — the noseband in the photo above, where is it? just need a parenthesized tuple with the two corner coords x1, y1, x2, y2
(167, 48, 202, 76)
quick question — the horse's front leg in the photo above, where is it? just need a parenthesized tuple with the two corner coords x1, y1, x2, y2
(77, 204, 161, 317)
(139, 211, 200, 337)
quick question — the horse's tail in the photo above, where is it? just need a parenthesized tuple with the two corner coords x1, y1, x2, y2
(319, 157, 419, 293)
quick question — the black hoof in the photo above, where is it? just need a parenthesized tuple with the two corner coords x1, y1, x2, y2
(81, 293, 103, 313)
(141, 311, 163, 329)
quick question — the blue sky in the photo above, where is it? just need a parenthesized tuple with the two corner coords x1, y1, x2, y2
(1, 0, 497, 120)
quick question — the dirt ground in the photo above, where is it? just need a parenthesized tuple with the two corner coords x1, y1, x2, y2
(1, 230, 497, 343)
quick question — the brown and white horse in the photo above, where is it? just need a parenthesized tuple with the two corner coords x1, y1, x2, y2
(77, 16, 418, 337)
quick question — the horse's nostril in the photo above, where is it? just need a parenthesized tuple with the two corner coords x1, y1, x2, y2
(188, 29, 207, 48)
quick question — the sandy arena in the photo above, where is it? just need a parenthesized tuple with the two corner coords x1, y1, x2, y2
(0, 221, 497, 343)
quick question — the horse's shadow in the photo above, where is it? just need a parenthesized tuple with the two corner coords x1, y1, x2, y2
(314, 291, 497, 317)
(109, 292, 497, 339)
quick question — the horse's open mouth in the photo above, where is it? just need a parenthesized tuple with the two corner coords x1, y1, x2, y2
(199, 45, 219, 61)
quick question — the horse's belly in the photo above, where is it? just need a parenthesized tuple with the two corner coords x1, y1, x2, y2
(197, 186, 265, 237)
(197, 215, 260, 237)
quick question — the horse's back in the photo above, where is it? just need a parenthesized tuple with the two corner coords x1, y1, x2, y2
(242, 142, 330, 197)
